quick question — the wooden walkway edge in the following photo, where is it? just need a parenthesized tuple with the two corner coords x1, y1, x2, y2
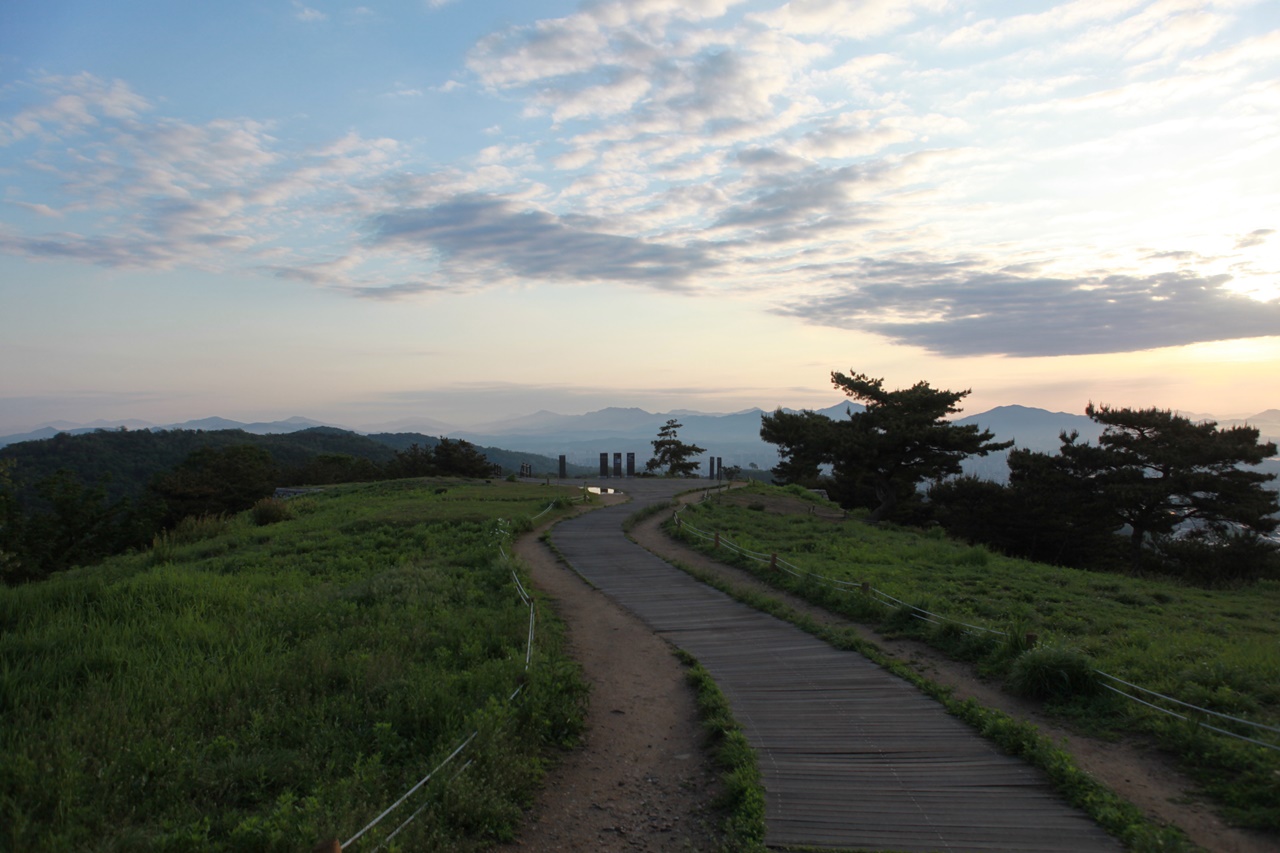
(549, 480, 1122, 852)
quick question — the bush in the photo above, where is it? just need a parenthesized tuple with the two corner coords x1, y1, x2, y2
(250, 498, 294, 526)
(1006, 646, 1100, 702)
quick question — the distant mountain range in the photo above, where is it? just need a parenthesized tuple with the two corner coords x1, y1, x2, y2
(3, 405, 1277, 484)
(0, 416, 332, 448)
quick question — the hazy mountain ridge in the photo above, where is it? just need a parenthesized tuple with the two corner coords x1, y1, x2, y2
(0, 416, 336, 448)
(4, 405, 1276, 481)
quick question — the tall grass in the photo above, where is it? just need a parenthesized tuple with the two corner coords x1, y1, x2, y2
(0, 478, 586, 851)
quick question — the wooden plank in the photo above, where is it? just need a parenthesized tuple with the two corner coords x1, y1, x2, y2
(550, 481, 1123, 852)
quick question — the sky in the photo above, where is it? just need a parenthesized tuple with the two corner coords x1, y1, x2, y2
(1, 0, 1278, 432)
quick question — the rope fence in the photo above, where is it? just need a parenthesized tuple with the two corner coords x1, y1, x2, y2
(672, 507, 1280, 755)
(333, 500, 559, 850)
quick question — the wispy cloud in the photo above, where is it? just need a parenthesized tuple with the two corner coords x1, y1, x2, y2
(750, 0, 948, 39)
(292, 1, 327, 23)
(1236, 229, 1274, 250)
(381, 86, 424, 99)
(0, 73, 149, 144)
(1, 74, 403, 271)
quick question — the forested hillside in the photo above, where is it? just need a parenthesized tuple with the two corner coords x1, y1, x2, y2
(0, 428, 574, 504)
(0, 427, 579, 584)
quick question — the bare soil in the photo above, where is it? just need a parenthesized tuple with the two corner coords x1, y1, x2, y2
(504, 491, 1278, 853)
(496, 496, 726, 852)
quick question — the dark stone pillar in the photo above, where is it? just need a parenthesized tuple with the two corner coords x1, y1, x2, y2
(626, 452, 635, 477)
(559, 455, 567, 479)
(599, 452, 609, 478)
(613, 452, 622, 477)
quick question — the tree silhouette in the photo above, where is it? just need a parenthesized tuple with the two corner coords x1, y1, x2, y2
(1072, 405, 1276, 567)
(759, 408, 834, 486)
(829, 372, 1012, 522)
(645, 419, 705, 477)
(763, 372, 1011, 521)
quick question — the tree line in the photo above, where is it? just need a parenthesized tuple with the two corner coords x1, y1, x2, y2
(0, 428, 499, 585)
(762, 371, 1279, 584)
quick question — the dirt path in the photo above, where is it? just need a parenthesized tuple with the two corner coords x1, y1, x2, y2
(496, 497, 726, 852)
(625, 494, 1278, 853)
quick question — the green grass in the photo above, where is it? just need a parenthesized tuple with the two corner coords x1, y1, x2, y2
(0, 478, 588, 852)
(668, 483, 1280, 831)
(675, 650, 766, 852)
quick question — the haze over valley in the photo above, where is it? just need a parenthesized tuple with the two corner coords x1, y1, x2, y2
(5, 402, 1277, 487)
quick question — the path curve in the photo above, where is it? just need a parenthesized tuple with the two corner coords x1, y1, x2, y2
(550, 479, 1122, 852)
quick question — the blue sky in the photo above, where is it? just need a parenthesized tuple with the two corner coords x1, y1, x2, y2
(1, 0, 1277, 431)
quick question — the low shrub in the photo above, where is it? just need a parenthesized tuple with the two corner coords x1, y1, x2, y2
(251, 498, 294, 526)
(1007, 646, 1100, 702)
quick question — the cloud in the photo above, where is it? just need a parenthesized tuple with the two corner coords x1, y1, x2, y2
(939, 0, 1147, 49)
(468, 13, 611, 89)
(0, 227, 219, 269)
(8, 201, 62, 218)
(1, 74, 410, 277)
(1236, 228, 1274, 249)
(292, 1, 327, 22)
(0, 227, 172, 267)
(713, 162, 888, 230)
(345, 280, 457, 299)
(0, 73, 150, 145)
(750, 0, 948, 39)
(4, 0, 1275, 337)
(777, 259, 1280, 356)
(370, 193, 717, 288)
(790, 120, 914, 160)
(534, 71, 653, 123)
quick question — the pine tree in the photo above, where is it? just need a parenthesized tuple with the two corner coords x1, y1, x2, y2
(645, 419, 705, 477)
(827, 372, 1011, 522)
(1083, 404, 1278, 565)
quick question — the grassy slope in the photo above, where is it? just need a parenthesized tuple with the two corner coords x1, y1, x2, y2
(670, 483, 1280, 831)
(0, 478, 588, 852)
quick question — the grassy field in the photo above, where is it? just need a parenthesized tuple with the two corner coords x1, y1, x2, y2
(0, 478, 589, 852)
(668, 482, 1280, 831)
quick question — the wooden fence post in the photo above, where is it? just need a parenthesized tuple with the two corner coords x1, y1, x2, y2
(770, 553, 778, 571)
(1025, 632, 1038, 650)
(861, 582, 871, 596)
(714, 531, 720, 549)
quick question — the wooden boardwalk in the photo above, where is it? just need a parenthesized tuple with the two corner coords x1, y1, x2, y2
(550, 480, 1122, 852)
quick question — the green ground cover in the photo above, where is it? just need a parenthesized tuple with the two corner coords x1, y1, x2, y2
(668, 483, 1280, 831)
(0, 478, 588, 852)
